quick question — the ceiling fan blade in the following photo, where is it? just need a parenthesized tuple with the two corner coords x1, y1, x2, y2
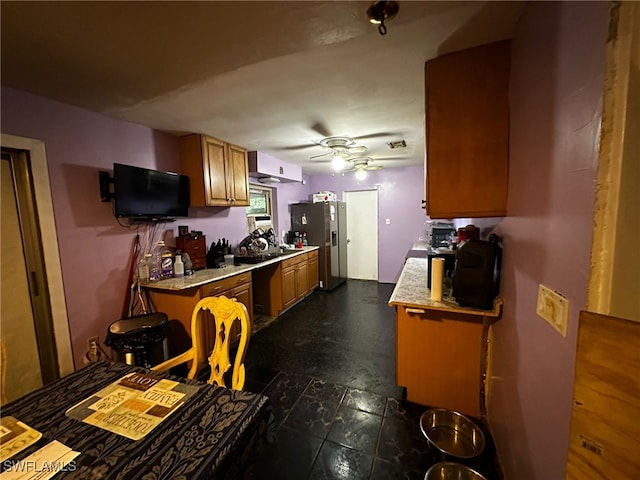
(373, 156, 410, 161)
(347, 145, 368, 154)
(309, 121, 332, 138)
(281, 144, 315, 151)
(366, 165, 383, 170)
(353, 132, 399, 140)
(310, 151, 332, 159)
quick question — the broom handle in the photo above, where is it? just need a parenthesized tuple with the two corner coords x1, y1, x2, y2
(121, 234, 140, 319)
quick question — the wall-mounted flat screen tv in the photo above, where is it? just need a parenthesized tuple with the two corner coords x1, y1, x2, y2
(113, 163, 190, 220)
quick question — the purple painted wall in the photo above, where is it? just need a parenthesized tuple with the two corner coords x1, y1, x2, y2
(269, 177, 311, 238)
(487, 3, 609, 479)
(0, 87, 301, 367)
(307, 167, 425, 284)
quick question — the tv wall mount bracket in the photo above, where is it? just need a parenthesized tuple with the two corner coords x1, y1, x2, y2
(99, 171, 114, 202)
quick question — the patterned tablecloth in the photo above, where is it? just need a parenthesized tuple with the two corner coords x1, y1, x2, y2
(0, 361, 273, 479)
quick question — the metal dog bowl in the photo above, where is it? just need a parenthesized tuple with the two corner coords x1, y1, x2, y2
(420, 409, 486, 459)
(424, 462, 488, 480)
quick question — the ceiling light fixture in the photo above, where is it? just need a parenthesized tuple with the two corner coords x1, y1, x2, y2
(257, 176, 280, 184)
(366, 1, 399, 36)
(355, 169, 368, 181)
(332, 154, 346, 171)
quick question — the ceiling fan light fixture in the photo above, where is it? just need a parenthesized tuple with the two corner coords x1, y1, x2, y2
(355, 169, 368, 181)
(332, 154, 346, 171)
(366, 1, 399, 35)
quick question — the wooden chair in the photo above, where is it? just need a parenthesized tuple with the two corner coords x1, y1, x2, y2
(1, 338, 7, 405)
(152, 295, 250, 390)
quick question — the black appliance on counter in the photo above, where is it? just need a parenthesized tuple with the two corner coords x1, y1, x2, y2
(451, 234, 502, 310)
(430, 222, 455, 249)
(427, 250, 457, 289)
(291, 201, 347, 291)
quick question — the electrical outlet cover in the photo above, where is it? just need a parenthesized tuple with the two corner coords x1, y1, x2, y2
(536, 284, 569, 337)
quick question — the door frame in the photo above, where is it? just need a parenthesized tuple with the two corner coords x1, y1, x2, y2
(344, 189, 379, 281)
(1, 133, 74, 376)
(587, 1, 640, 321)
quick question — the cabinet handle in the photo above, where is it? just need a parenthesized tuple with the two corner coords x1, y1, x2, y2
(405, 308, 426, 314)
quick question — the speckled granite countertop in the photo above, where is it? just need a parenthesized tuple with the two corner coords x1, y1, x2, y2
(388, 257, 502, 317)
(144, 246, 319, 292)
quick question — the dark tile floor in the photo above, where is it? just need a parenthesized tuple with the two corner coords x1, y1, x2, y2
(241, 280, 498, 480)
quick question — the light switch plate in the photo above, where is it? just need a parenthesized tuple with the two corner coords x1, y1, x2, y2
(536, 284, 569, 337)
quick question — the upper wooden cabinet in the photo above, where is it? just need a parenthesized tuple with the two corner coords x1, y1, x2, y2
(425, 41, 510, 218)
(179, 134, 250, 207)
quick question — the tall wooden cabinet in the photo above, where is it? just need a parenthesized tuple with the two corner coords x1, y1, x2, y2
(179, 134, 250, 207)
(425, 41, 510, 218)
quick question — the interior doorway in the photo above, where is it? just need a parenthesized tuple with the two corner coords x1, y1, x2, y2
(1, 149, 59, 401)
(0, 134, 74, 403)
(344, 189, 378, 281)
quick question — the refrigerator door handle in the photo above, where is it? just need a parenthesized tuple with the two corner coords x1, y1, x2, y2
(331, 231, 338, 247)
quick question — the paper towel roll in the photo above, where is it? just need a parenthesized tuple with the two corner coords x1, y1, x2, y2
(430, 257, 444, 301)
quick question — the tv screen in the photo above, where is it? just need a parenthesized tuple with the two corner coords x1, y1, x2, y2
(113, 163, 190, 219)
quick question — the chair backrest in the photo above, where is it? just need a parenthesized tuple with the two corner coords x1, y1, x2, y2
(190, 295, 251, 390)
(0, 338, 7, 405)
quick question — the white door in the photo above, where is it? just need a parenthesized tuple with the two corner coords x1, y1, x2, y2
(344, 190, 378, 281)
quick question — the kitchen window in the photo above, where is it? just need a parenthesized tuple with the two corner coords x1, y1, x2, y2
(247, 185, 273, 217)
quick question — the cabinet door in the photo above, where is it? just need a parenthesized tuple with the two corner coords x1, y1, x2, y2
(282, 266, 297, 309)
(308, 252, 319, 291)
(425, 41, 510, 218)
(396, 306, 483, 416)
(227, 143, 250, 206)
(223, 282, 253, 345)
(296, 261, 309, 300)
(202, 135, 232, 206)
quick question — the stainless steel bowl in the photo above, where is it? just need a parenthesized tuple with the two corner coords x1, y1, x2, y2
(420, 409, 486, 459)
(424, 462, 488, 480)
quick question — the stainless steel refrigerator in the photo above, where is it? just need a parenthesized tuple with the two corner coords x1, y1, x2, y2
(290, 201, 347, 291)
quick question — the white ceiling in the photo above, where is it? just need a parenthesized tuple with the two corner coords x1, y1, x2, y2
(1, 1, 524, 174)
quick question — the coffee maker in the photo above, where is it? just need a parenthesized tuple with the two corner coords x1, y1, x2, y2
(452, 234, 502, 310)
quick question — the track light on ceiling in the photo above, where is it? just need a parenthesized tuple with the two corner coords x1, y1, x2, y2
(367, 1, 399, 36)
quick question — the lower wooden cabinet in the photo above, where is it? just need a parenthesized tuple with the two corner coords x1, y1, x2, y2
(253, 250, 319, 318)
(307, 250, 319, 291)
(148, 271, 252, 358)
(395, 305, 484, 417)
(282, 253, 309, 309)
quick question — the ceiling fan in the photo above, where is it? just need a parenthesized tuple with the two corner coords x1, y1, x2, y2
(342, 157, 383, 180)
(309, 136, 368, 160)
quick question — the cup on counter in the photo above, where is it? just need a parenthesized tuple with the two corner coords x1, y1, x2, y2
(224, 254, 235, 266)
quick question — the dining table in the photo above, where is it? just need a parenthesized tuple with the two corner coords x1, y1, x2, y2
(0, 361, 273, 479)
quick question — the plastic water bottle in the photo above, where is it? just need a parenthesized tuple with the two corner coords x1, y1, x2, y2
(149, 243, 163, 281)
(159, 242, 173, 278)
(138, 254, 151, 282)
(174, 254, 184, 278)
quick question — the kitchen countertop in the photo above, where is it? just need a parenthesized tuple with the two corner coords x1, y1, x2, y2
(144, 246, 319, 292)
(388, 257, 502, 317)
(406, 241, 457, 259)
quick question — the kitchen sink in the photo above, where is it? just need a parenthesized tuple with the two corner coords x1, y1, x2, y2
(234, 248, 302, 265)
